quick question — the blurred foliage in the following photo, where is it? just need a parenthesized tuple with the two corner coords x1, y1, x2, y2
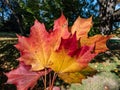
(0, 38, 19, 90)
(69, 72, 120, 90)
(1, 0, 119, 35)
(0, 39, 19, 72)
(90, 50, 120, 72)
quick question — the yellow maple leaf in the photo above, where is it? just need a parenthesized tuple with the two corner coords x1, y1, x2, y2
(58, 66, 97, 83)
(49, 34, 97, 73)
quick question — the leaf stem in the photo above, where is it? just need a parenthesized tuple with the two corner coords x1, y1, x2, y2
(49, 72, 57, 90)
(42, 68, 47, 90)
(49, 72, 52, 87)
(44, 68, 47, 90)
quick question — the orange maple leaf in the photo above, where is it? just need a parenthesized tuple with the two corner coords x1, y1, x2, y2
(15, 14, 70, 71)
(71, 16, 92, 39)
(70, 16, 113, 53)
(80, 35, 113, 53)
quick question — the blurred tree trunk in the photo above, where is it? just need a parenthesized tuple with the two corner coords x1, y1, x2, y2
(98, 0, 117, 35)
(98, 0, 120, 35)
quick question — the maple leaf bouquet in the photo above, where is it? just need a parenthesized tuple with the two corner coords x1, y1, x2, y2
(5, 14, 112, 90)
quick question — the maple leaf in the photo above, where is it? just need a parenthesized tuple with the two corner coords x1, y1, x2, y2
(70, 16, 113, 53)
(58, 66, 97, 84)
(71, 16, 92, 39)
(80, 35, 113, 53)
(5, 13, 114, 90)
(15, 14, 70, 71)
(49, 34, 97, 73)
(58, 71, 85, 83)
(5, 62, 51, 90)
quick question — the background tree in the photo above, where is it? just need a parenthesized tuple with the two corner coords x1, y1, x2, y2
(98, 0, 120, 35)
(0, 0, 120, 35)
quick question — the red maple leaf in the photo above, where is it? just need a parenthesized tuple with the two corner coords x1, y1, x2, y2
(5, 62, 51, 90)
